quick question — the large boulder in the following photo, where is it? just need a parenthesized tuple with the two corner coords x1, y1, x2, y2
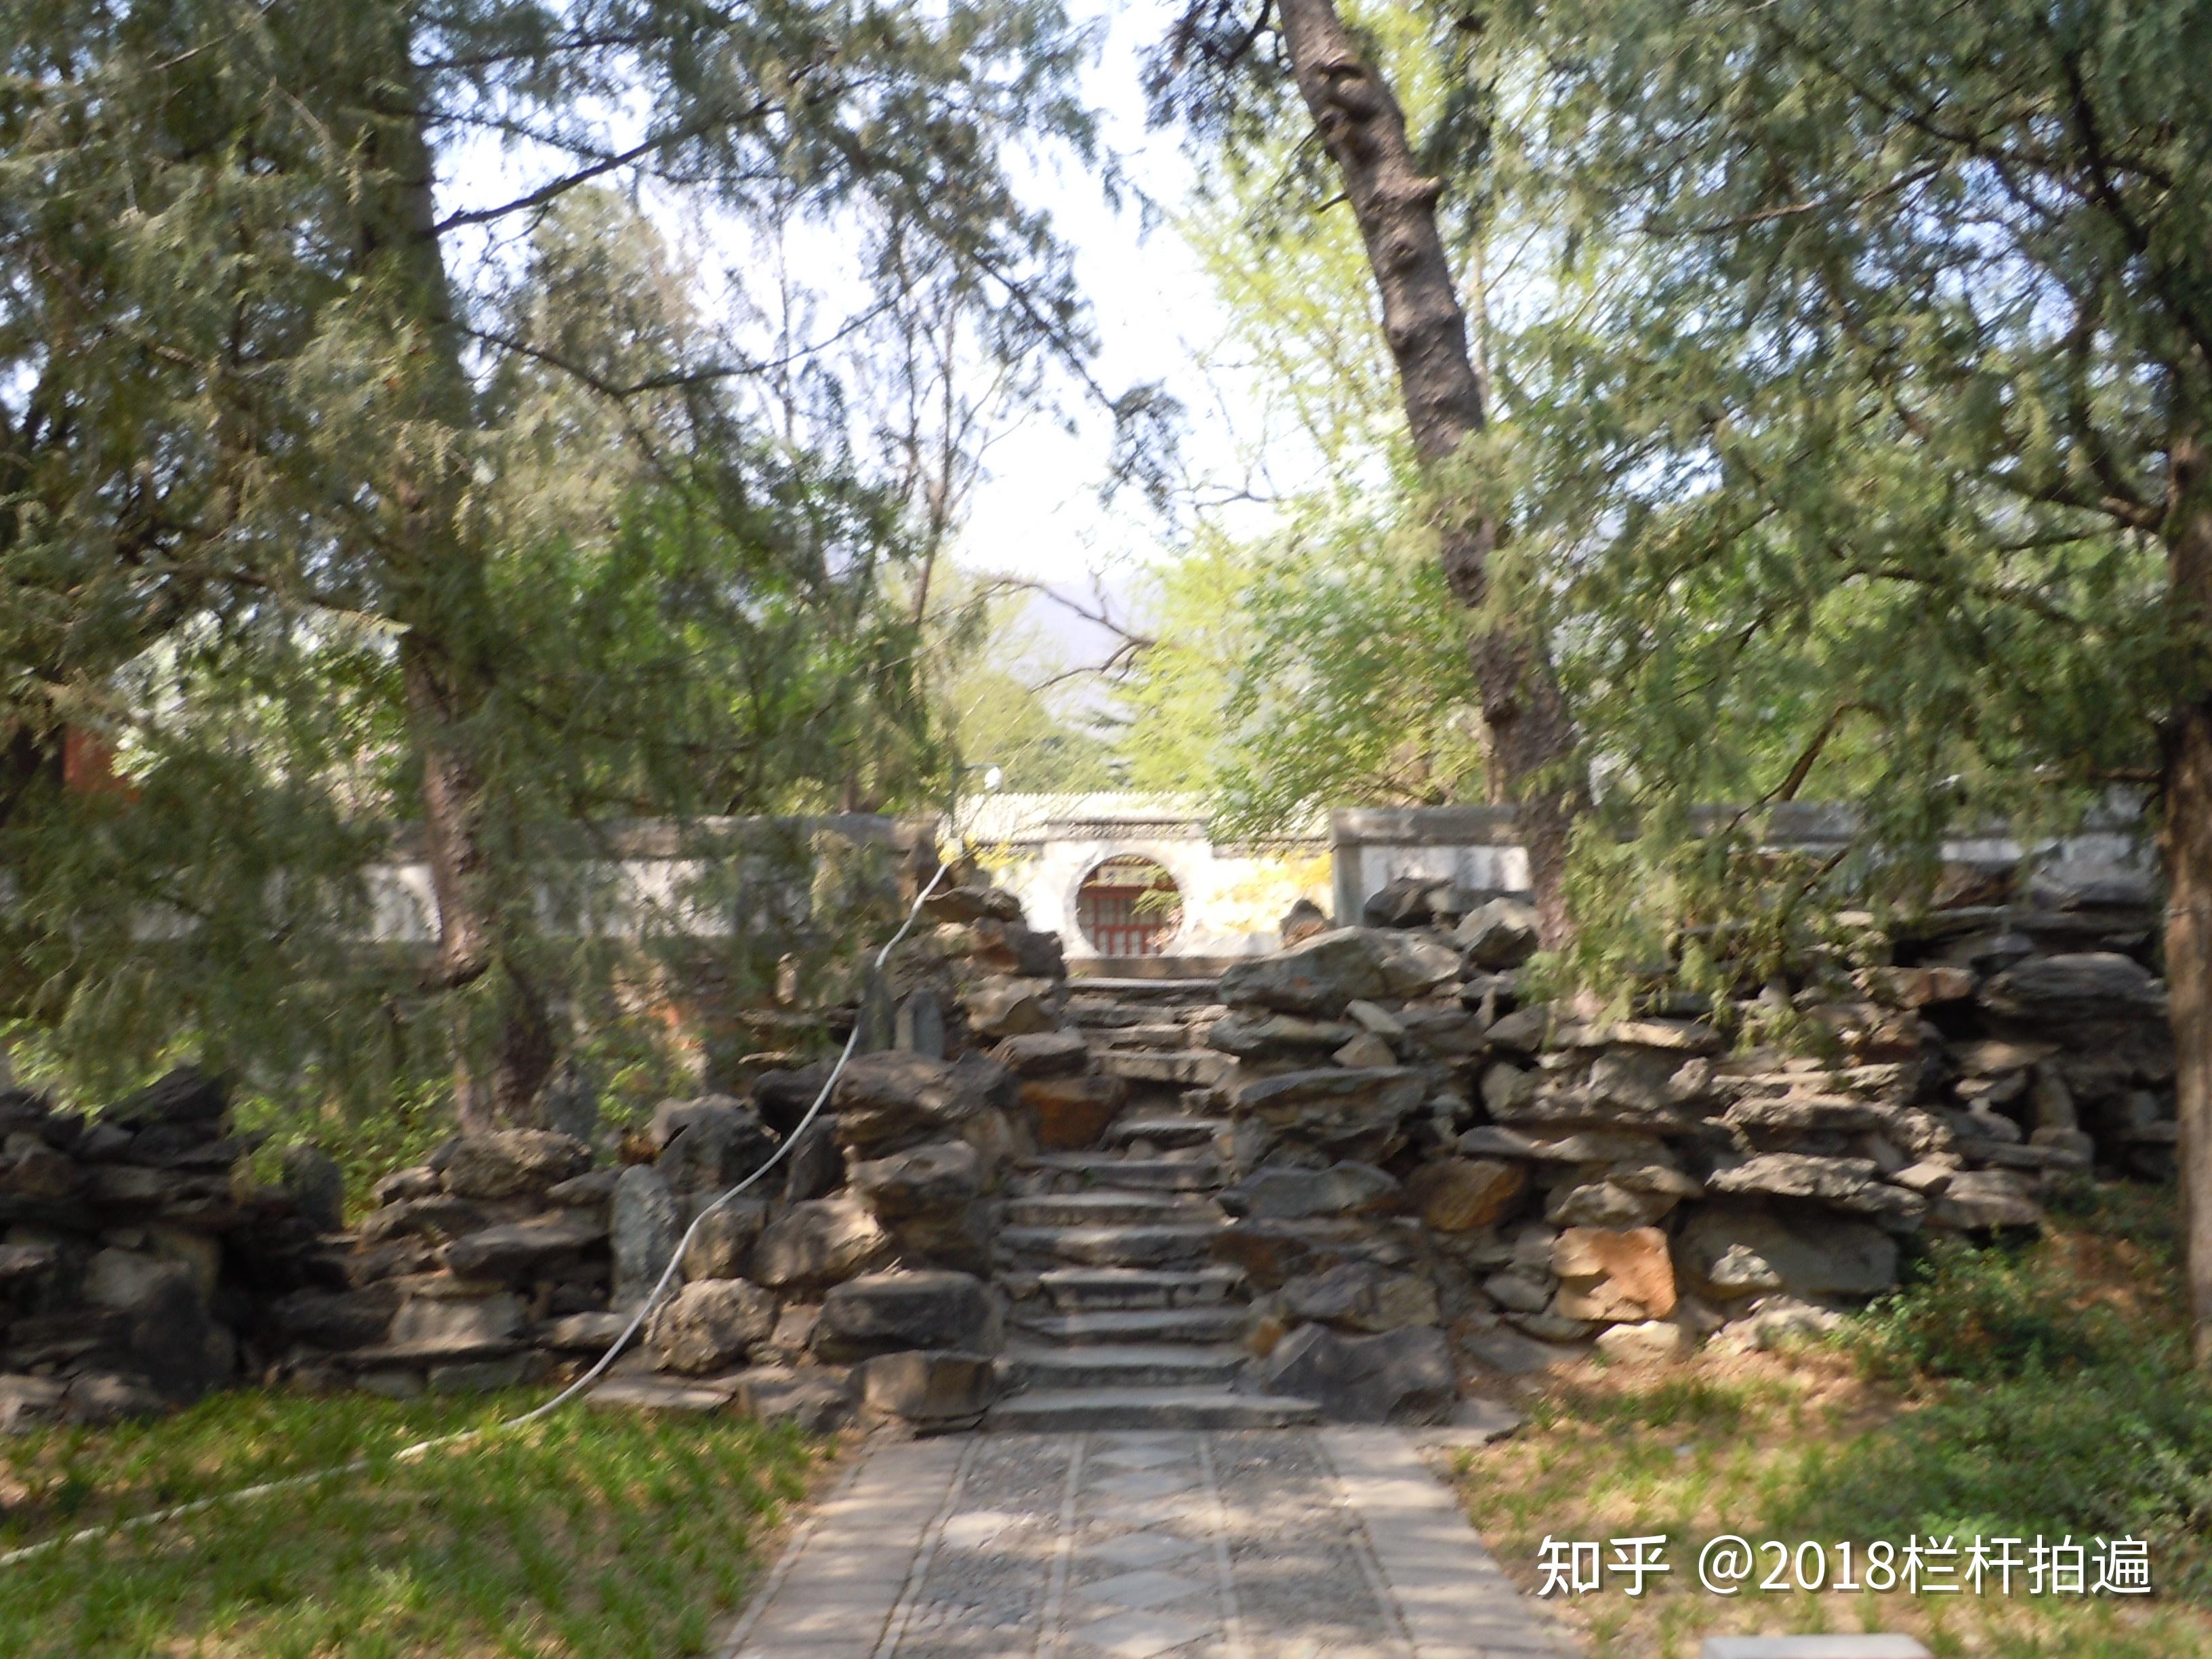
(1981, 951, 2165, 1023)
(1206, 1013, 1359, 1059)
(750, 1197, 893, 1291)
(1279, 1262, 1440, 1332)
(647, 1279, 777, 1375)
(831, 1052, 986, 1158)
(611, 1164, 682, 1309)
(849, 1140, 983, 1221)
(1675, 1206, 1899, 1301)
(1219, 1162, 1402, 1221)
(679, 1197, 772, 1280)
(650, 1096, 779, 1195)
(1258, 1324, 1456, 1425)
(1369, 930, 1462, 997)
(1454, 899, 1540, 969)
(1230, 1069, 1428, 1164)
(433, 1131, 592, 1200)
(855, 1349, 1000, 1427)
(104, 1067, 228, 1130)
(964, 978, 1059, 1039)
(815, 1269, 995, 1361)
(1405, 1158, 1527, 1233)
(1218, 929, 1387, 1016)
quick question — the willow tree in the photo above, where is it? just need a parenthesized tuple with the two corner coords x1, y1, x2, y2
(1489, 0, 2212, 1355)
(1, 0, 1105, 1124)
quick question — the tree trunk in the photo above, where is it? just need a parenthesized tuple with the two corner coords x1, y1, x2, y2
(1274, 0, 1586, 944)
(349, 28, 553, 1125)
(2163, 432, 2212, 1366)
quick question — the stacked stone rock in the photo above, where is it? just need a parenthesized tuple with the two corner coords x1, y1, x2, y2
(276, 881, 1061, 1432)
(0, 1067, 328, 1431)
(1210, 861, 2173, 1377)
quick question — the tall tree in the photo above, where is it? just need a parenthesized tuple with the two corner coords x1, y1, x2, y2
(1150, 0, 1586, 942)
(2, 0, 1107, 1124)
(1486, 0, 2211, 1355)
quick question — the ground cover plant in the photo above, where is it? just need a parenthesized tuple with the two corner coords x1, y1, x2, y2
(0, 1389, 823, 1658)
(1448, 1183, 2212, 1658)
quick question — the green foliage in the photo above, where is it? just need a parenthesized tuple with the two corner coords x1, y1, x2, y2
(1, 0, 1107, 1121)
(0, 1389, 820, 1657)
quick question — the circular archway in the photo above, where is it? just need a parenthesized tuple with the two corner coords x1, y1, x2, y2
(1074, 854, 1184, 958)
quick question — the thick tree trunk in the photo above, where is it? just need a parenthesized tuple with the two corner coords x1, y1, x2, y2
(350, 33, 553, 1126)
(2163, 432, 2212, 1366)
(1274, 0, 1586, 944)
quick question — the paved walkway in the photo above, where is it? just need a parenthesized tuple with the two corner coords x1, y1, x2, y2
(722, 1429, 1570, 1659)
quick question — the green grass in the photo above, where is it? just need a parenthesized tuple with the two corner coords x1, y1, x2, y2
(0, 1388, 823, 1658)
(1449, 1181, 2212, 1658)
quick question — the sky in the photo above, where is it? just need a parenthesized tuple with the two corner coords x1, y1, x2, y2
(946, 0, 1257, 674)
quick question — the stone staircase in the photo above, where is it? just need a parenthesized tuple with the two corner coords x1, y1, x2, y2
(985, 978, 1322, 1431)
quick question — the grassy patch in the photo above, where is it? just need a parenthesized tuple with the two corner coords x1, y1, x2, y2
(1447, 1183, 2212, 1658)
(0, 1388, 824, 1658)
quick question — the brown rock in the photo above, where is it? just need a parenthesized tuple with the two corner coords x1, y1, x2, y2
(1020, 1074, 1127, 1150)
(1552, 1226, 1677, 1322)
(1405, 1158, 1528, 1233)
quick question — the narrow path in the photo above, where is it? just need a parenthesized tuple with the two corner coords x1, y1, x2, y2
(722, 1429, 1570, 1659)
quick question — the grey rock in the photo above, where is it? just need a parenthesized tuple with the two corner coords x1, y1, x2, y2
(611, 1164, 682, 1310)
(388, 1292, 524, 1357)
(1981, 951, 2165, 1023)
(374, 1166, 442, 1206)
(1259, 1323, 1456, 1425)
(1675, 1207, 1899, 1300)
(281, 1145, 346, 1233)
(1207, 1012, 1359, 1058)
(681, 1197, 772, 1280)
(548, 1168, 621, 1207)
(539, 1311, 631, 1351)
(831, 1052, 987, 1158)
(104, 1067, 228, 1129)
(1364, 874, 1450, 928)
(433, 1130, 592, 1200)
(1279, 1262, 1441, 1332)
(1596, 1320, 1693, 1366)
(1933, 1169, 2043, 1229)
(895, 990, 948, 1059)
(1706, 1153, 1927, 1221)
(267, 1286, 398, 1348)
(1219, 928, 1387, 1016)
(651, 1096, 778, 1195)
(647, 1279, 778, 1374)
(1231, 1068, 1428, 1163)
(849, 1139, 982, 1221)
(856, 1349, 1000, 1426)
(815, 1269, 994, 1360)
(1482, 1269, 1554, 1314)
(1455, 899, 1540, 969)
(441, 1210, 605, 1282)
(1220, 1161, 1402, 1221)
(1370, 930, 1463, 996)
(731, 1364, 853, 1434)
(1406, 1158, 1527, 1232)
(964, 977, 1059, 1039)
(1544, 1181, 1679, 1228)
(750, 1197, 892, 1292)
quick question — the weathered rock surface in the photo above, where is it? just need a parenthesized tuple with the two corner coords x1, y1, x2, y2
(1675, 1207, 1898, 1300)
(1406, 1158, 1525, 1233)
(750, 1197, 892, 1291)
(1219, 1162, 1402, 1221)
(815, 1269, 994, 1361)
(647, 1279, 777, 1374)
(1257, 1324, 1456, 1425)
(433, 1131, 592, 1200)
(856, 1349, 999, 1426)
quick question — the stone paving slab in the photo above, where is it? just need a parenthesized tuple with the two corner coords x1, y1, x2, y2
(722, 1431, 1572, 1659)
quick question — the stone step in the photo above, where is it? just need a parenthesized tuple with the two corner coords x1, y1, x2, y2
(1002, 1190, 1216, 1228)
(1099, 1115, 1229, 1151)
(996, 1223, 1221, 1271)
(985, 1386, 1319, 1432)
(1023, 1153, 1225, 1193)
(1010, 1305, 1252, 1345)
(1096, 1050, 1232, 1088)
(1006, 1342, 1246, 1390)
(1021, 1266, 1245, 1311)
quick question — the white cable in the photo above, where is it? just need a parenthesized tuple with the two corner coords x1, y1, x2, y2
(0, 855, 955, 1570)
